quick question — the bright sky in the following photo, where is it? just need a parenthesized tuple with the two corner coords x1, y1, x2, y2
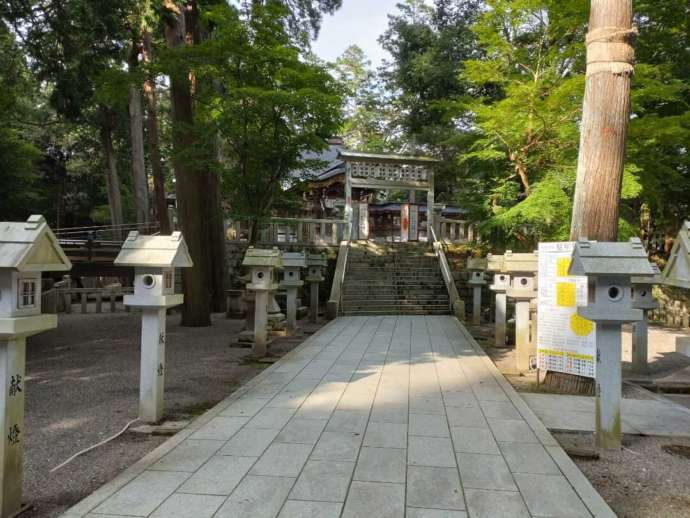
(312, 0, 402, 67)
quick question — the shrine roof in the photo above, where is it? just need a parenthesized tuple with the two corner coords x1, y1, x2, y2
(338, 150, 439, 165)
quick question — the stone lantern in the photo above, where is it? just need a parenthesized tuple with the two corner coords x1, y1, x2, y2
(114, 231, 193, 423)
(569, 237, 656, 449)
(504, 251, 539, 372)
(242, 247, 282, 356)
(660, 221, 690, 356)
(306, 252, 327, 323)
(487, 254, 509, 346)
(280, 251, 306, 333)
(660, 220, 690, 289)
(0, 215, 72, 517)
(467, 257, 487, 326)
(630, 265, 660, 374)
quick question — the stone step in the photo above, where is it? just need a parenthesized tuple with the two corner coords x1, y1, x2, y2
(341, 308, 451, 316)
(343, 283, 446, 288)
(341, 303, 451, 311)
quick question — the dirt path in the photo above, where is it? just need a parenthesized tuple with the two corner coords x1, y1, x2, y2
(23, 311, 319, 518)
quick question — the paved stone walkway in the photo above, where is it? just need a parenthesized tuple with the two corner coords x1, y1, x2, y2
(63, 316, 613, 518)
(523, 392, 690, 437)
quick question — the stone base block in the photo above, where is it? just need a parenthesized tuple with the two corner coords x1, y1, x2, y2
(676, 337, 690, 358)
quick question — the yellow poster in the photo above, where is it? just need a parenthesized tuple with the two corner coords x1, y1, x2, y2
(537, 242, 596, 378)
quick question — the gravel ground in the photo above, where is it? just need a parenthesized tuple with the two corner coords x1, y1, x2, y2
(22, 310, 321, 518)
(555, 432, 690, 518)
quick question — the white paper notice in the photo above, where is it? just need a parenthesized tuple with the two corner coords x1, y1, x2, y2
(537, 242, 596, 378)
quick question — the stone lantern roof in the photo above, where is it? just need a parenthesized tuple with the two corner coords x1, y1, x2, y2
(661, 221, 690, 289)
(0, 215, 71, 272)
(114, 231, 193, 268)
(569, 238, 656, 277)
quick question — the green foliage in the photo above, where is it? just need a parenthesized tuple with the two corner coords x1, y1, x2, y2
(0, 23, 41, 219)
(482, 175, 572, 248)
(185, 2, 343, 224)
(334, 45, 393, 151)
(456, 0, 589, 247)
(379, 0, 689, 249)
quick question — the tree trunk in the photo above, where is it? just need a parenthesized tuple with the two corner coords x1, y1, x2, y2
(99, 110, 125, 241)
(142, 31, 171, 235)
(128, 41, 150, 230)
(207, 168, 227, 313)
(188, 0, 226, 314)
(570, 0, 636, 241)
(165, 1, 211, 326)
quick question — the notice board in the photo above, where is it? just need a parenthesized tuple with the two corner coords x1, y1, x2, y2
(537, 242, 596, 378)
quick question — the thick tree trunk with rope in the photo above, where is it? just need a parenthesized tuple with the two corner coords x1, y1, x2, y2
(570, 0, 636, 241)
(546, 0, 636, 396)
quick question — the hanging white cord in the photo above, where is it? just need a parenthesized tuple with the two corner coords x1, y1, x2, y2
(50, 418, 140, 473)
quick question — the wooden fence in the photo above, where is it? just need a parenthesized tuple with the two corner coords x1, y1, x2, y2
(42, 276, 133, 314)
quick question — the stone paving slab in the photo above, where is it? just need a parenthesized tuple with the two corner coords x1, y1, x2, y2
(522, 392, 690, 437)
(62, 316, 614, 517)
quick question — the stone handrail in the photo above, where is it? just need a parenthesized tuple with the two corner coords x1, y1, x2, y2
(327, 240, 350, 319)
(228, 218, 348, 246)
(430, 226, 466, 320)
(437, 217, 474, 244)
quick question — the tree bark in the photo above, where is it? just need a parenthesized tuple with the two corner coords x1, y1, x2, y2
(142, 31, 171, 235)
(570, 0, 636, 241)
(164, 1, 211, 326)
(99, 109, 125, 241)
(128, 42, 150, 229)
(188, 3, 226, 314)
(207, 169, 227, 313)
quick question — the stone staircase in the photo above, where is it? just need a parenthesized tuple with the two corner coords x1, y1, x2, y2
(340, 241, 451, 316)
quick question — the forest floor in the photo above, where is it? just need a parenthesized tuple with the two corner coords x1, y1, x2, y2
(22, 309, 323, 518)
(471, 322, 690, 518)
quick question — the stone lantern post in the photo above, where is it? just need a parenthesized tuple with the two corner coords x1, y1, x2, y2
(569, 238, 655, 449)
(504, 251, 539, 372)
(487, 254, 509, 347)
(0, 215, 72, 517)
(467, 257, 487, 326)
(280, 251, 306, 333)
(630, 265, 660, 374)
(114, 231, 193, 424)
(242, 247, 282, 356)
(660, 221, 690, 357)
(306, 252, 327, 323)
